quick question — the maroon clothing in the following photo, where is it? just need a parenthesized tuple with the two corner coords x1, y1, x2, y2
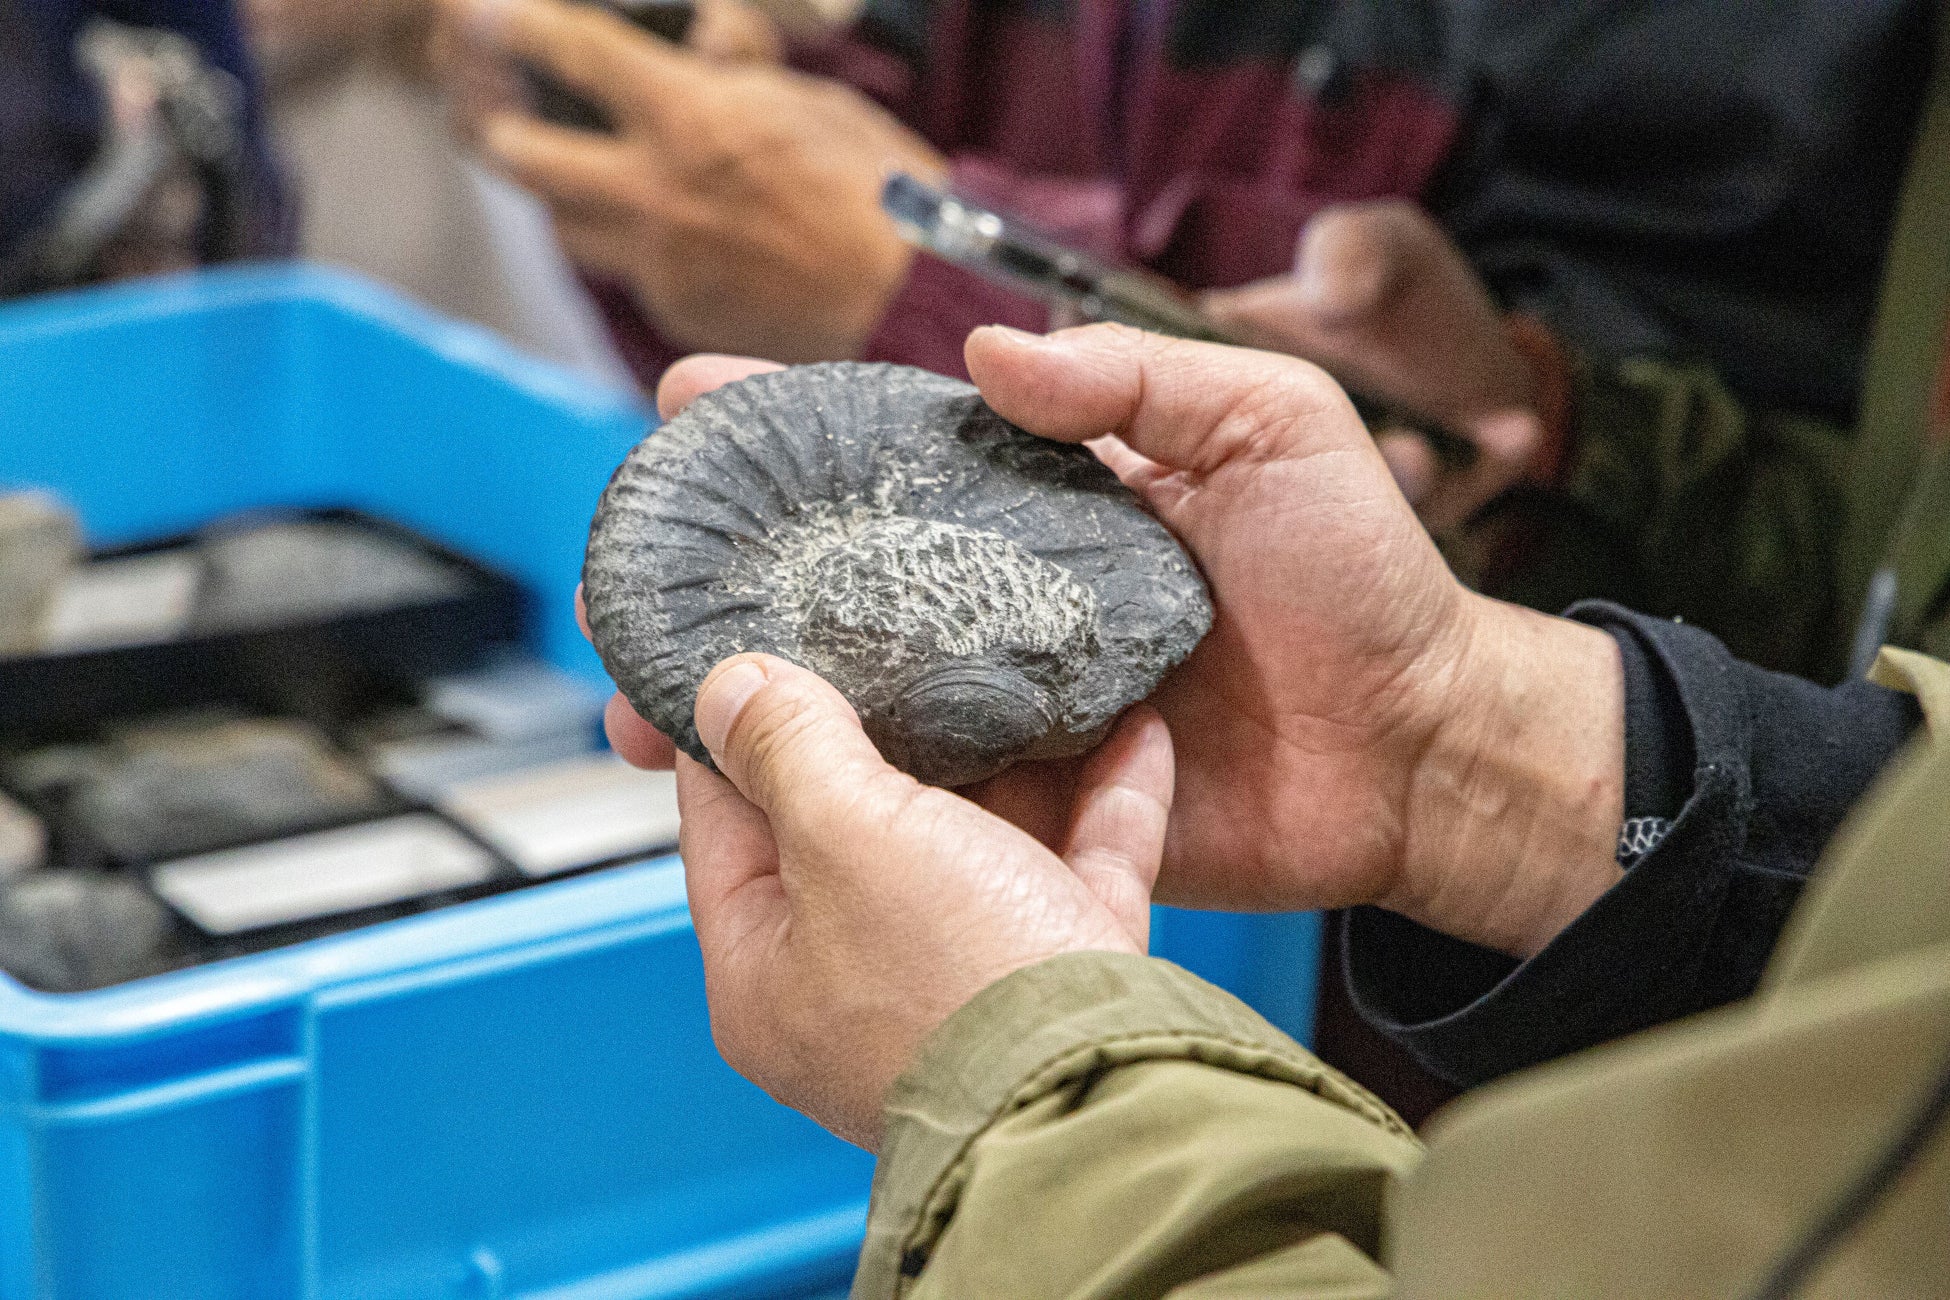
(609, 1, 1458, 382)
(611, 0, 1928, 424)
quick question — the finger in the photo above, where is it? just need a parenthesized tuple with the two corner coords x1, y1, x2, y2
(1416, 408, 1542, 533)
(963, 753, 1085, 851)
(446, 0, 701, 127)
(965, 323, 1360, 475)
(675, 752, 787, 964)
(1374, 428, 1439, 509)
(692, 654, 908, 837)
(1200, 276, 1320, 350)
(1291, 201, 1419, 324)
(605, 693, 679, 769)
(688, 0, 784, 63)
(1084, 434, 1172, 495)
(657, 355, 785, 420)
(1061, 706, 1173, 943)
(480, 111, 645, 211)
(550, 210, 666, 282)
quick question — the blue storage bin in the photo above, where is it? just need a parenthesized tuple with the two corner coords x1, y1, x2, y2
(0, 266, 1319, 1299)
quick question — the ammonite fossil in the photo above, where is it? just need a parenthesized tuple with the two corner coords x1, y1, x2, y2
(583, 363, 1212, 787)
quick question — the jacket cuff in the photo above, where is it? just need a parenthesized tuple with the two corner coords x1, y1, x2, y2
(1347, 603, 1922, 1086)
(858, 952, 1410, 1298)
(1344, 603, 1757, 1086)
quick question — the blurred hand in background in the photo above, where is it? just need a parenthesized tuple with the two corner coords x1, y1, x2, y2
(434, 0, 945, 364)
(1204, 201, 1556, 535)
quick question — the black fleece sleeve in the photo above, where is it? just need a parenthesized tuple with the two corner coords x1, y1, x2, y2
(1343, 602, 1923, 1088)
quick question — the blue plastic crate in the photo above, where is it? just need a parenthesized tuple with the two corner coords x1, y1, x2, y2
(0, 266, 1319, 1299)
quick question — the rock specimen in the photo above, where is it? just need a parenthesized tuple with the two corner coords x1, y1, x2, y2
(8, 715, 388, 863)
(583, 362, 1212, 787)
(191, 518, 464, 632)
(0, 871, 177, 992)
(0, 490, 80, 656)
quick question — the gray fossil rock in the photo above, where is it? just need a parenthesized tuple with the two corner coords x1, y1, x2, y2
(0, 871, 177, 992)
(583, 362, 1212, 787)
(191, 519, 465, 632)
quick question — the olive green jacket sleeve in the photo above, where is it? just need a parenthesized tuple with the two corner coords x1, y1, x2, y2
(853, 953, 1421, 1300)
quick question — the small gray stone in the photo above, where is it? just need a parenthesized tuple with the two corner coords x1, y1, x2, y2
(0, 871, 176, 992)
(0, 490, 80, 657)
(9, 715, 388, 862)
(583, 363, 1212, 787)
(192, 519, 465, 631)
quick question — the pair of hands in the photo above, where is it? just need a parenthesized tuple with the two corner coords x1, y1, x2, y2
(439, 0, 1551, 524)
(595, 326, 1627, 1151)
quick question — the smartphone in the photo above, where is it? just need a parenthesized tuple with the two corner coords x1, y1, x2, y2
(882, 172, 1476, 467)
(524, 0, 695, 133)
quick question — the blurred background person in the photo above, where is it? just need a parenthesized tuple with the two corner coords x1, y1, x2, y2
(0, 0, 291, 297)
(439, 0, 1926, 439)
(240, 0, 635, 386)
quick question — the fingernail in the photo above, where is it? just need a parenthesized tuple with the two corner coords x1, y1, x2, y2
(695, 660, 768, 757)
(976, 324, 1049, 346)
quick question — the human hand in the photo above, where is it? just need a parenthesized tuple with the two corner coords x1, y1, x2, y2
(964, 324, 1623, 959)
(687, 0, 785, 63)
(1203, 201, 1558, 534)
(675, 654, 1172, 1149)
(596, 333, 1623, 961)
(437, 0, 944, 363)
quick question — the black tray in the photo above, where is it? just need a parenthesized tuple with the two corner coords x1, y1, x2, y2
(0, 508, 529, 742)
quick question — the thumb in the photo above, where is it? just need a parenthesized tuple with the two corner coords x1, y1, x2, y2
(694, 654, 904, 830)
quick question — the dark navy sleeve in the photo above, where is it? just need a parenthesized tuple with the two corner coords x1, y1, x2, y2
(3, 0, 291, 270)
(1343, 602, 1923, 1088)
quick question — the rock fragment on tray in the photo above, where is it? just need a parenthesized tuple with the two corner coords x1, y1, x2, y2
(0, 791, 46, 880)
(0, 871, 177, 992)
(583, 362, 1212, 787)
(191, 518, 465, 631)
(8, 714, 388, 863)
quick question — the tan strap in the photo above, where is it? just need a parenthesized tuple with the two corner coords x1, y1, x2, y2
(1834, 4, 1950, 672)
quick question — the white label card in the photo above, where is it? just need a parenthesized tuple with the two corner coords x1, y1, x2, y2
(39, 552, 202, 652)
(439, 754, 680, 878)
(152, 814, 498, 934)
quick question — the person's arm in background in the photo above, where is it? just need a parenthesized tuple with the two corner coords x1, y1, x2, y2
(1206, 200, 1858, 678)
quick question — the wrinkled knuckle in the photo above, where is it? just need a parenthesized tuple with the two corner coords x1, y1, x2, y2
(731, 687, 821, 790)
(1223, 366, 1343, 458)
